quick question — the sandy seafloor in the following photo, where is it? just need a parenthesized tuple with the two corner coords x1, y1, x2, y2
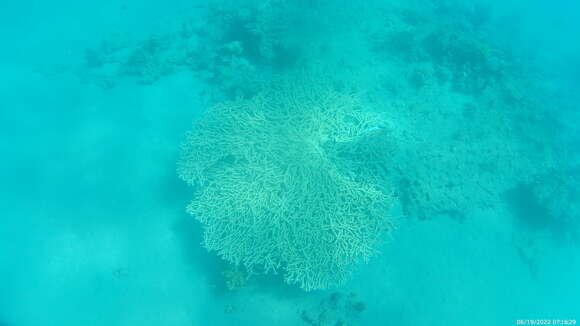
(1, 1, 579, 325)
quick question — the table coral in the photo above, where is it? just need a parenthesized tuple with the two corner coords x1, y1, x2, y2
(178, 74, 396, 291)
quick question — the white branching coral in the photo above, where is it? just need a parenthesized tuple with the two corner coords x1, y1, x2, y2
(178, 74, 396, 291)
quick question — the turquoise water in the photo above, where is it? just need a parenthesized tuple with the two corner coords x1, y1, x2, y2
(1, 0, 579, 325)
